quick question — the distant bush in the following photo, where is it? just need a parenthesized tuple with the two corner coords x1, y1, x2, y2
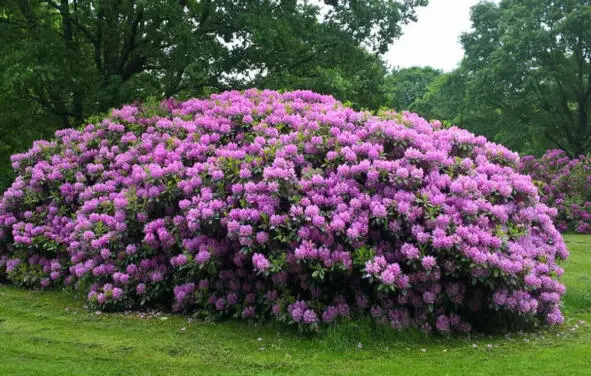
(0, 90, 568, 333)
(521, 150, 591, 234)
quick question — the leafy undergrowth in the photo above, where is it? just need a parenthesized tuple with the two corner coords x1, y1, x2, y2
(0, 234, 590, 376)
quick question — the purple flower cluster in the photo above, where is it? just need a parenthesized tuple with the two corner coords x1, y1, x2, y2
(0, 89, 568, 333)
(521, 149, 591, 233)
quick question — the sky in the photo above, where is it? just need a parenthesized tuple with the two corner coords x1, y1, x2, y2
(385, 0, 486, 72)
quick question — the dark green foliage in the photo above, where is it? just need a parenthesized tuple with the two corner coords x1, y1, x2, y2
(384, 66, 442, 111)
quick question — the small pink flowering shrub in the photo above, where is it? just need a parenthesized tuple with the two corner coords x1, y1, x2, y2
(0, 90, 568, 333)
(521, 150, 591, 234)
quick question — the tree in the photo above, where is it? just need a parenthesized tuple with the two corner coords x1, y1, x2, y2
(458, 0, 591, 156)
(0, 0, 429, 190)
(410, 70, 467, 125)
(383, 66, 441, 111)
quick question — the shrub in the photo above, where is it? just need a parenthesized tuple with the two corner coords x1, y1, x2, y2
(520, 150, 591, 234)
(0, 89, 568, 333)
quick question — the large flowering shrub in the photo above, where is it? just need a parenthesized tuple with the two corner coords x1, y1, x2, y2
(0, 90, 568, 333)
(521, 150, 591, 234)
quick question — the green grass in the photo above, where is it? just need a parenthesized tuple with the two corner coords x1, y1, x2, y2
(1, 235, 590, 376)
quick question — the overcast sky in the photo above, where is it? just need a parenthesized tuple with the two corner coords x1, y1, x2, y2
(385, 0, 487, 72)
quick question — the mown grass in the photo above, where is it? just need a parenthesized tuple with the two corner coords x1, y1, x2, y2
(0, 235, 590, 376)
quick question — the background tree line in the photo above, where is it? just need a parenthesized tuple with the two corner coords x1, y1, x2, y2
(1, 0, 590, 190)
(399, 0, 591, 158)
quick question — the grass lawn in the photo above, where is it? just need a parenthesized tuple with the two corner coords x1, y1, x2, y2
(0, 235, 590, 376)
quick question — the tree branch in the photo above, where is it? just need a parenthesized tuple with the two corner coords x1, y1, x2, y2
(40, 0, 98, 45)
(118, 2, 143, 76)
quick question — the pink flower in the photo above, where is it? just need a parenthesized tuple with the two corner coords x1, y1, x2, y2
(421, 256, 437, 270)
(252, 253, 270, 272)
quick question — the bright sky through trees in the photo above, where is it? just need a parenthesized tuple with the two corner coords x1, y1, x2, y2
(386, 0, 496, 71)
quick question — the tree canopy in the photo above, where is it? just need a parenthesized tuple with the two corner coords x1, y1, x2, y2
(383, 66, 442, 111)
(412, 0, 591, 156)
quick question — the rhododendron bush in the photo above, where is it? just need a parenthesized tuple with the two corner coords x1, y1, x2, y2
(0, 90, 568, 333)
(521, 150, 591, 234)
